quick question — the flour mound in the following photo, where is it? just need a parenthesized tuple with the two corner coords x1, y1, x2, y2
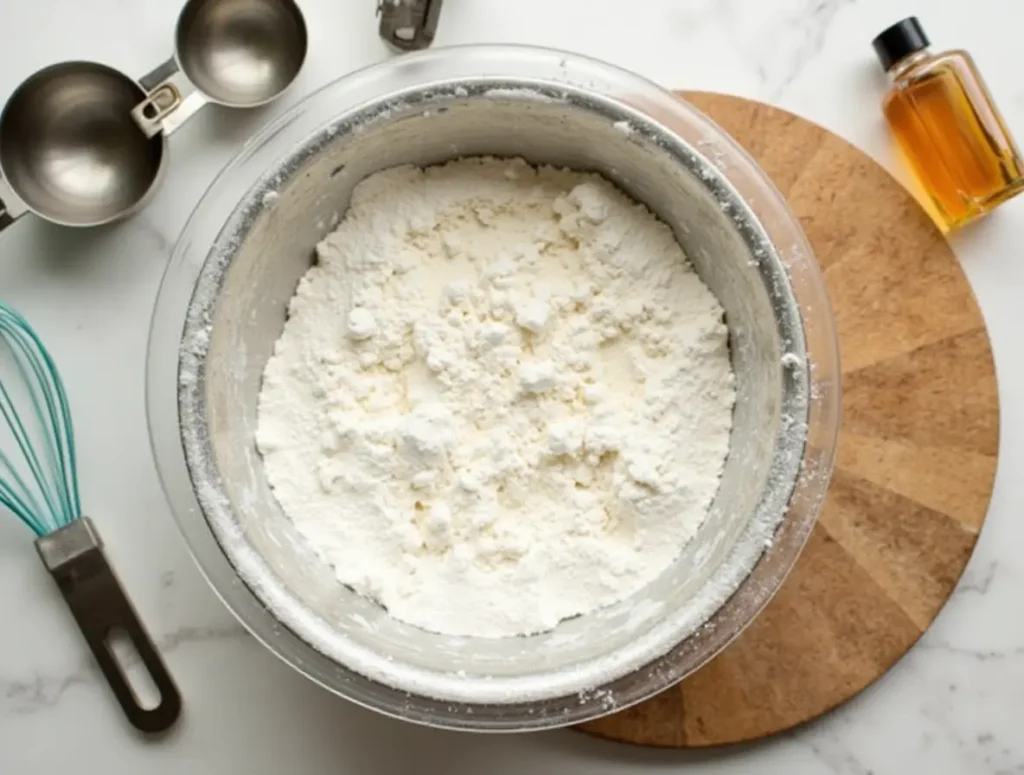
(256, 157, 735, 638)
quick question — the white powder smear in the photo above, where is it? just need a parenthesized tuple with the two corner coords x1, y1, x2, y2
(256, 157, 736, 638)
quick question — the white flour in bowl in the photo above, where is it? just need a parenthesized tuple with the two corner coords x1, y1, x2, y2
(255, 157, 735, 638)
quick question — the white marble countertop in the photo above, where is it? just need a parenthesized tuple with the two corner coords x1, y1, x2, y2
(1, 0, 1022, 772)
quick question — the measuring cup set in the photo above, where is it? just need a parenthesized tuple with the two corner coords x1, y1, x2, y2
(0, 0, 307, 232)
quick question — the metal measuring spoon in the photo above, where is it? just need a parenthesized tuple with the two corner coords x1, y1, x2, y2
(0, 0, 307, 233)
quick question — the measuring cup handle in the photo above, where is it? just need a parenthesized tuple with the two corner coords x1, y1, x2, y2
(134, 58, 207, 138)
(140, 58, 179, 92)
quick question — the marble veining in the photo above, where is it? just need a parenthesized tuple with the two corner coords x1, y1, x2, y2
(0, 0, 1022, 772)
(2, 623, 247, 716)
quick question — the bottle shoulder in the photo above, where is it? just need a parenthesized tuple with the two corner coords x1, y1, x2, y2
(882, 51, 950, 112)
(895, 49, 975, 84)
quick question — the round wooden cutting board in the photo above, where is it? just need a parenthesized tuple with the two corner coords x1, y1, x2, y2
(577, 92, 1000, 747)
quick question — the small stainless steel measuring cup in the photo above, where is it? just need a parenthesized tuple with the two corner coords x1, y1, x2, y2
(0, 0, 307, 233)
(0, 62, 165, 231)
(133, 0, 307, 137)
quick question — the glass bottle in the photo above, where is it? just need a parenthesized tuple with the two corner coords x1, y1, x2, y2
(873, 17, 1024, 231)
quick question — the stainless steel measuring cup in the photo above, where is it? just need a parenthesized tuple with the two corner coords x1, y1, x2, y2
(0, 62, 166, 231)
(0, 0, 307, 233)
(133, 0, 307, 137)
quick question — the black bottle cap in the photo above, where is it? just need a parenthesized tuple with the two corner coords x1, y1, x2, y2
(872, 17, 930, 71)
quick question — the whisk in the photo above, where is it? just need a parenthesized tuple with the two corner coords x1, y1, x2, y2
(0, 301, 181, 733)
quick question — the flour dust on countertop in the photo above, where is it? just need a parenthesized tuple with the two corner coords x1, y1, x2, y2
(255, 157, 736, 638)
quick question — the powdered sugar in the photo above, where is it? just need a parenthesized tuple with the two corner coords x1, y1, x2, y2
(256, 157, 735, 638)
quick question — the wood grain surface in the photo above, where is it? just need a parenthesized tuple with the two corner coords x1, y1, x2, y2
(576, 92, 999, 748)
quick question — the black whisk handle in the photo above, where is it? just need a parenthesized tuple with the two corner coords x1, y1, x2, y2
(35, 518, 182, 734)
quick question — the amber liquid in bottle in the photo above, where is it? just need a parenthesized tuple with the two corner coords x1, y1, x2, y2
(883, 49, 1024, 231)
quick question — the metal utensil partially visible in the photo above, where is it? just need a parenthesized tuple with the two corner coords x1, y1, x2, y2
(378, 0, 444, 51)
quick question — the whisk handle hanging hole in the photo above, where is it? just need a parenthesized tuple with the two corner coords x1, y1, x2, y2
(35, 518, 182, 733)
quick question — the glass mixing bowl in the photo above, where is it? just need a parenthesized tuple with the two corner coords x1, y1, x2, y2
(147, 45, 840, 731)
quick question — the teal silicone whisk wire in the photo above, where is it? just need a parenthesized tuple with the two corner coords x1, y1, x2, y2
(0, 302, 80, 537)
(0, 301, 181, 733)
